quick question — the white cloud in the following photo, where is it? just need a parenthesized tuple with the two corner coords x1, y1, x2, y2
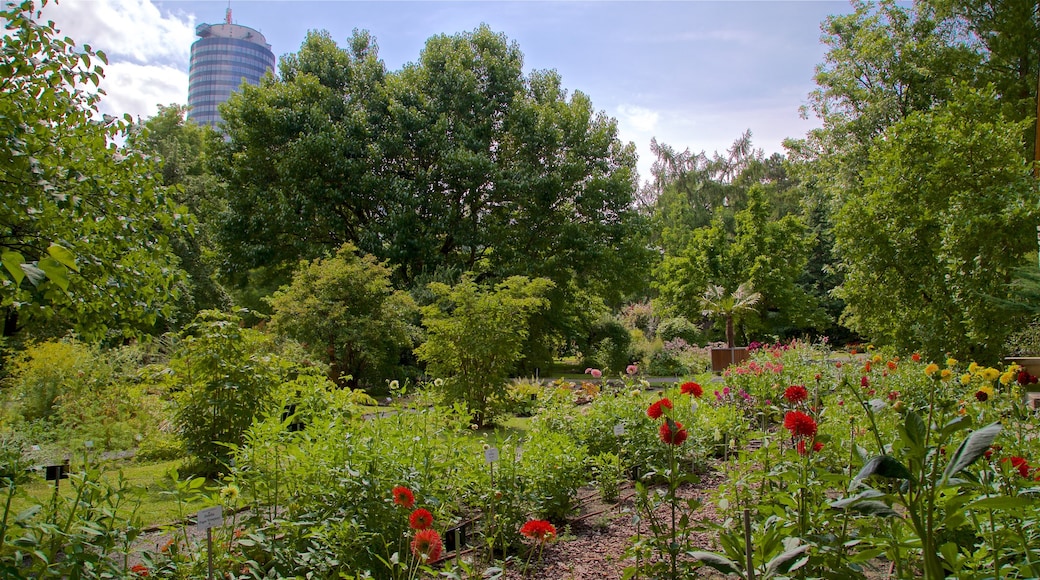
(42, 0, 195, 65)
(97, 62, 189, 119)
(615, 104, 660, 133)
(39, 0, 195, 119)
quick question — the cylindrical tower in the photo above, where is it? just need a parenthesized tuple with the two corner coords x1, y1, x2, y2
(187, 17, 275, 129)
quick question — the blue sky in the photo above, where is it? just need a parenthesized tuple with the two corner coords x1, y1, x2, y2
(43, 0, 852, 182)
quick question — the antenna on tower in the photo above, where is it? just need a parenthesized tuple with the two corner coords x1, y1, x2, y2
(225, 1, 232, 24)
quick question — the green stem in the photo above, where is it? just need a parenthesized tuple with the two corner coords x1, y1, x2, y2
(0, 480, 15, 554)
(988, 509, 1000, 580)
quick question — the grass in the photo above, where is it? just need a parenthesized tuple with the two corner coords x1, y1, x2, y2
(9, 458, 216, 529)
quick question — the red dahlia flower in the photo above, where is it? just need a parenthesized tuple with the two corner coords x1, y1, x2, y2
(646, 398, 673, 419)
(409, 508, 434, 530)
(411, 528, 443, 561)
(659, 419, 688, 445)
(783, 411, 817, 439)
(130, 564, 149, 577)
(519, 519, 557, 542)
(911, 353, 921, 362)
(783, 385, 808, 404)
(392, 486, 415, 509)
(680, 381, 703, 397)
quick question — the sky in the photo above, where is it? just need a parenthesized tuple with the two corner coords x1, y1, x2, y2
(40, 0, 853, 182)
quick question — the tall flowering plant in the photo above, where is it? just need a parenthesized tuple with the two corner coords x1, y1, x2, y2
(626, 395, 698, 580)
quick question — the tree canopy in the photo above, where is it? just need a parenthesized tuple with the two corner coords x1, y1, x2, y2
(0, 0, 188, 343)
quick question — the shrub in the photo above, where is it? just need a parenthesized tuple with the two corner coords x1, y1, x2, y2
(170, 310, 290, 476)
(584, 316, 632, 373)
(657, 316, 700, 344)
(416, 276, 553, 427)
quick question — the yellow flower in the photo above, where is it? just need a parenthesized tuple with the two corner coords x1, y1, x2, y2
(1000, 371, 1014, 386)
(941, 369, 953, 380)
(925, 363, 940, 376)
(947, 357, 958, 368)
(872, 354, 883, 364)
(982, 368, 1000, 382)
(968, 362, 980, 374)
(960, 373, 971, 386)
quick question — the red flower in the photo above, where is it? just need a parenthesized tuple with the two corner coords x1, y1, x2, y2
(887, 361, 897, 371)
(911, 353, 921, 362)
(409, 508, 433, 530)
(887, 391, 899, 401)
(392, 486, 415, 509)
(783, 411, 817, 439)
(783, 385, 808, 404)
(519, 519, 557, 542)
(411, 528, 443, 561)
(860, 376, 869, 388)
(646, 398, 673, 419)
(796, 440, 824, 456)
(975, 390, 989, 402)
(680, 382, 703, 397)
(1004, 456, 1031, 478)
(659, 419, 688, 445)
(130, 564, 149, 577)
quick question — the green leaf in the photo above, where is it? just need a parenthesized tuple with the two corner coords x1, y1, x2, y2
(1, 251, 26, 286)
(941, 422, 1002, 486)
(687, 551, 741, 575)
(902, 411, 926, 451)
(846, 500, 901, 518)
(967, 495, 1032, 512)
(47, 243, 79, 272)
(37, 257, 70, 291)
(854, 455, 912, 485)
(830, 488, 886, 508)
(765, 544, 811, 576)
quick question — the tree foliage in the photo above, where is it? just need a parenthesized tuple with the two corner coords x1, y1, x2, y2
(415, 276, 552, 426)
(0, 0, 188, 342)
(798, 0, 1040, 360)
(212, 26, 648, 361)
(266, 244, 417, 389)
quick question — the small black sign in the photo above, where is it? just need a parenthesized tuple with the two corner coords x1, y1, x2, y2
(45, 463, 69, 481)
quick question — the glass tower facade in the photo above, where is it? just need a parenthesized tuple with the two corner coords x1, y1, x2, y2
(187, 21, 275, 129)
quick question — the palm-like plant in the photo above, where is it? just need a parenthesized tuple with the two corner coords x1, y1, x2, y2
(700, 282, 762, 348)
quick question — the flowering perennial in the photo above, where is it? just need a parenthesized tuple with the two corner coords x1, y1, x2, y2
(392, 486, 415, 509)
(411, 528, 443, 561)
(409, 508, 433, 530)
(659, 419, 688, 446)
(520, 519, 557, 542)
(680, 381, 703, 397)
(646, 398, 673, 419)
(783, 410, 818, 439)
(783, 385, 808, 404)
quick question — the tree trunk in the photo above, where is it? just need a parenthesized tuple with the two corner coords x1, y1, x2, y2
(725, 315, 735, 348)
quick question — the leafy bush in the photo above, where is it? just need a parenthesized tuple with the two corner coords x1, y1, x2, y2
(416, 276, 553, 427)
(267, 243, 419, 389)
(657, 316, 700, 344)
(583, 316, 633, 373)
(521, 429, 589, 521)
(169, 310, 292, 476)
(1, 339, 162, 452)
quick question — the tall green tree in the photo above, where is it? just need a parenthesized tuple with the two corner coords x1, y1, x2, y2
(129, 105, 231, 319)
(654, 186, 824, 341)
(214, 25, 647, 364)
(798, 0, 1040, 359)
(834, 87, 1036, 360)
(0, 0, 188, 342)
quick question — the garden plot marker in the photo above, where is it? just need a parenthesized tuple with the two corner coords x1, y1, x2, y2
(197, 505, 223, 580)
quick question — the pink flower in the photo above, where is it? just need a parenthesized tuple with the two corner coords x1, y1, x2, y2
(626, 364, 639, 375)
(590, 368, 602, 378)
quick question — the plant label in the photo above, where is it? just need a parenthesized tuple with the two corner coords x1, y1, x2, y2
(196, 505, 223, 531)
(613, 424, 625, 436)
(31, 445, 40, 452)
(484, 447, 499, 463)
